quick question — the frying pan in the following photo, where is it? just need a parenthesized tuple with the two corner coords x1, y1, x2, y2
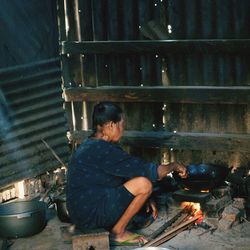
(173, 163, 231, 191)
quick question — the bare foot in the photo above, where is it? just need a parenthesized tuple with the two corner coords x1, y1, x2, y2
(110, 230, 148, 244)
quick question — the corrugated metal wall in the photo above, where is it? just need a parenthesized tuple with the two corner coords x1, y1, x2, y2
(65, 0, 250, 86)
(0, 59, 69, 187)
(165, 0, 250, 167)
(0, 1, 69, 187)
(0, 0, 59, 68)
(60, 0, 250, 168)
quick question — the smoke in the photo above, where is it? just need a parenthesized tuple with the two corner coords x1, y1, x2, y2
(0, 89, 12, 135)
(0, 89, 28, 166)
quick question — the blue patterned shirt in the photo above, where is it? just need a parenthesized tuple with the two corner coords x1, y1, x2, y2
(66, 138, 158, 228)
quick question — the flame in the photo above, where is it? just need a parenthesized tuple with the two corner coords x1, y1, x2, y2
(181, 202, 201, 214)
(182, 188, 209, 193)
(181, 202, 204, 223)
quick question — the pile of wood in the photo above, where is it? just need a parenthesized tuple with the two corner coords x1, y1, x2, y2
(145, 205, 203, 247)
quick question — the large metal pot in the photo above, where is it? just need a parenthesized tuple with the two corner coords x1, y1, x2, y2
(0, 200, 47, 238)
(173, 163, 231, 191)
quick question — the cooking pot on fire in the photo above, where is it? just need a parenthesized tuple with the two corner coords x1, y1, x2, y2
(0, 200, 47, 238)
(173, 163, 231, 191)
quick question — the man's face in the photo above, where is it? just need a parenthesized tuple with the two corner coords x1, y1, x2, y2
(110, 118, 125, 142)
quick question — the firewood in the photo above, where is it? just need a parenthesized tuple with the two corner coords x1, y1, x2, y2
(148, 206, 192, 240)
(144, 215, 201, 247)
(154, 224, 194, 246)
(167, 212, 191, 229)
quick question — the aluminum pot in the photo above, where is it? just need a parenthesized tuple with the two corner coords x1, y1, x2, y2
(0, 200, 47, 238)
(173, 163, 231, 191)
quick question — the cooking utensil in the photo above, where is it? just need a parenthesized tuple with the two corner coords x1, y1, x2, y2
(0, 200, 47, 238)
(173, 163, 231, 191)
(54, 194, 71, 223)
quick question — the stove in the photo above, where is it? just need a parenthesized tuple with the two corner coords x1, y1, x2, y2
(173, 185, 232, 217)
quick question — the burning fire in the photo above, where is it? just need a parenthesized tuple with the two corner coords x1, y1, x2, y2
(181, 202, 204, 224)
(184, 187, 209, 193)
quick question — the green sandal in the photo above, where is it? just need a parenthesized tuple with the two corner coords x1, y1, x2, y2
(110, 233, 147, 246)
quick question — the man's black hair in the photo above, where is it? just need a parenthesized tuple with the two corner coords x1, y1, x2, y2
(92, 102, 123, 134)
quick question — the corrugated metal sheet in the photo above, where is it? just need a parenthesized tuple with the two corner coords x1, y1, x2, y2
(0, 0, 59, 68)
(60, 0, 250, 167)
(165, 0, 250, 167)
(0, 58, 69, 187)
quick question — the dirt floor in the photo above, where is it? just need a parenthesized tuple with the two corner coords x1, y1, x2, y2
(4, 204, 250, 250)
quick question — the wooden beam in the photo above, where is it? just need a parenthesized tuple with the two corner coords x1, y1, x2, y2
(61, 39, 250, 55)
(68, 130, 250, 152)
(63, 86, 250, 104)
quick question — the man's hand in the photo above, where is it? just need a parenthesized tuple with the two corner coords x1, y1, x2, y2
(157, 162, 187, 180)
(174, 163, 188, 178)
(146, 200, 158, 219)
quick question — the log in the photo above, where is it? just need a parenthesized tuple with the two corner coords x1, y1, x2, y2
(63, 86, 250, 104)
(167, 212, 191, 230)
(68, 130, 250, 152)
(153, 223, 193, 246)
(144, 215, 201, 247)
(148, 208, 190, 240)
